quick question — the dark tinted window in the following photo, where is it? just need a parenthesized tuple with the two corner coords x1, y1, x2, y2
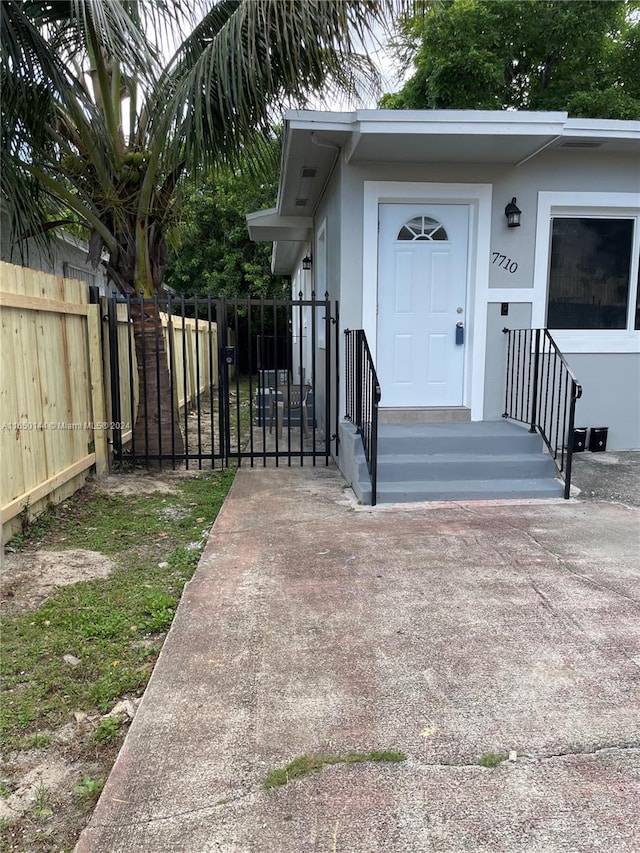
(547, 218, 634, 330)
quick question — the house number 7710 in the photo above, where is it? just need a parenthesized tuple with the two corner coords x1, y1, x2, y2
(492, 252, 518, 273)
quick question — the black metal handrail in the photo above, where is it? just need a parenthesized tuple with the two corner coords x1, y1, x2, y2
(503, 327, 582, 499)
(344, 329, 381, 505)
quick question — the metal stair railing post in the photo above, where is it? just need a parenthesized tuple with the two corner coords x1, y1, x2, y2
(355, 329, 364, 430)
(503, 327, 582, 499)
(344, 328, 381, 506)
(529, 328, 541, 433)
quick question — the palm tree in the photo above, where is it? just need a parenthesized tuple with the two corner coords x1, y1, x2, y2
(1, 0, 390, 460)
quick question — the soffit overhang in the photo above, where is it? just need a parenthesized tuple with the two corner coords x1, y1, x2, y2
(247, 110, 640, 272)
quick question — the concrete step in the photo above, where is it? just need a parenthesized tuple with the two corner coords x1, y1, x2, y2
(377, 420, 543, 455)
(377, 452, 557, 483)
(363, 419, 564, 503)
(377, 477, 564, 503)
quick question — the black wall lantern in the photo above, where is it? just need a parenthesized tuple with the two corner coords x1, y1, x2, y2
(505, 197, 522, 228)
(302, 254, 312, 270)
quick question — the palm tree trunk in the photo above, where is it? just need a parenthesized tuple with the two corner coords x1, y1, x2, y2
(131, 300, 184, 465)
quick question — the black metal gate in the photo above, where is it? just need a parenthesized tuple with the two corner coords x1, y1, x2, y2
(106, 293, 338, 469)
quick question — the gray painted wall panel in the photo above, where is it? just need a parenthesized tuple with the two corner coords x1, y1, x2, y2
(335, 150, 639, 302)
(566, 353, 640, 450)
(313, 160, 342, 437)
(484, 303, 533, 420)
(1, 210, 108, 292)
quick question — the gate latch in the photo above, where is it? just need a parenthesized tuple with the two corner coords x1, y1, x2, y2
(222, 346, 236, 365)
(455, 322, 464, 346)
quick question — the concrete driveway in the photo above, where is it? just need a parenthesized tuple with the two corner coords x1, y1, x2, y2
(77, 466, 640, 852)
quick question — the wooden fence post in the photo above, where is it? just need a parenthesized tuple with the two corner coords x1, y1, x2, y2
(186, 323, 196, 407)
(87, 302, 109, 477)
(99, 296, 115, 466)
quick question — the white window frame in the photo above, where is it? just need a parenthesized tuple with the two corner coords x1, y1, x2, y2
(533, 191, 640, 353)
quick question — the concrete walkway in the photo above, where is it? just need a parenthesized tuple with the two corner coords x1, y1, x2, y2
(77, 466, 640, 852)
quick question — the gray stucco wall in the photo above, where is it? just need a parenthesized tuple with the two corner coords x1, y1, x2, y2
(313, 160, 342, 441)
(484, 302, 533, 420)
(316, 159, 342, 304)
(487, 149, 640, 290)
(567, 354, 640, 450)
(335, 149, 639, 315)
(316, 147, 639, 449)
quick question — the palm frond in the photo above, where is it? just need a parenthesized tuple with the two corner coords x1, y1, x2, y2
(152, 0, 393, 172)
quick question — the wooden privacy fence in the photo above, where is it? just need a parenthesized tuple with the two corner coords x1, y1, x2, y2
(101, 300, 139, 452)
(105, 302, 220, 450)
(160, 312, 220, 412)
(0, 262, 107, 539)
(1, 265, 222, 541)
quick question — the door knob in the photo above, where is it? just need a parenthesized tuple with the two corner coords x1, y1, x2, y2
(456, 322, 464, 345)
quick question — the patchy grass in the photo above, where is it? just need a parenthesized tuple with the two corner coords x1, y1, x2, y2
(0, 467, 234, 853)
(28, 477, 230, 556)
(263, 750, 407, 790)
(477, 752, 508, 768)
(91, 718, 121, 746)
(1, 469, 234, 749)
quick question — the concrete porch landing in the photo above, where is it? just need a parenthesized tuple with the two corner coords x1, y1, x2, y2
(77, 466, 640, 853)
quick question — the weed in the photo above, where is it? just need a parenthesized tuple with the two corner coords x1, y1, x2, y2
(0, 469, 235, 853)
(263, 750, 407, 790)
(91, 717, 120, 746)
(31, 779, 53, 818)
(18, 499, 31, 535)
(8, 501, 58, 550)
(478, 752, 507, 768)
(0, 780, 11, 798)
(73, 775, 104, 804)
(27, 733, 53, 748)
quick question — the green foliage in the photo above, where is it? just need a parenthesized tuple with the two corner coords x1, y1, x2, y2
(166, 139, 288, 299)
(2, 0, 387, 294)
(73, 775, 104, 805)
(478, 752, 507, 768)
(31, 779, 53, 819)
(25, 733, 53, 749)
(567, 88, 640, 121)
(91, 718, 121, 746)
(382, 0, 640, 119)
(263, 750, 407, 789)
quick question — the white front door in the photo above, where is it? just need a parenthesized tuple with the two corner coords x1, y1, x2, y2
(377, 203, 469, 407)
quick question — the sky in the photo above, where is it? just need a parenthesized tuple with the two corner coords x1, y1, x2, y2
(155, 8, 405, 114)
(306, 25, 406, 111)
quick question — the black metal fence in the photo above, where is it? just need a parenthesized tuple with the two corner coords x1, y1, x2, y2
(344, 329, 381, 505)
(503, 327, 582, 499)
(107, 293, 337, 469)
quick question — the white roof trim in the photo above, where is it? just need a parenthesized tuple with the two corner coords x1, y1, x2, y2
(284, 108, 640, 142)
(563, 117, 640, 139)
(245, 208, 312, 242)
